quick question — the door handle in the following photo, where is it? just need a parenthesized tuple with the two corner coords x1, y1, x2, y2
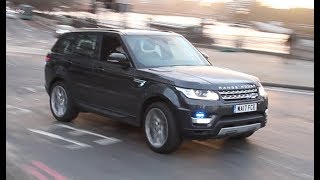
(95, 66, 105, 72)
(66, 60, 73, 64)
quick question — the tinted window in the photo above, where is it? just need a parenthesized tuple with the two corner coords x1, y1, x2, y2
(52, 34, 74, 54)
(73, 33, 98, 58)
(100, 34, 127, 62)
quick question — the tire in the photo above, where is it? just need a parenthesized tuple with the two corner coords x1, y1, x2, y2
(49, 81, 78, 122)
(144, 102, 182, 154)
(229, 131, 254, 139)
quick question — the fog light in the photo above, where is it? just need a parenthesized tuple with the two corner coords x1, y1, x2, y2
(192, 117, 212, 124)
(195, 112, 205, 118)
(192, 114, 216, 125)
(265, 109, 268, 116)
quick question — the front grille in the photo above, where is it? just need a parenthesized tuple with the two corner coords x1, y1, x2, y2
(218, 86, 259, 101)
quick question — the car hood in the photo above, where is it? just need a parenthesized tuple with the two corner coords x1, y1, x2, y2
(137, 66, 260, 90)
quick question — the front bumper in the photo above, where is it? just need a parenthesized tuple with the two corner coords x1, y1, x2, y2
(174, 96, 268, 139)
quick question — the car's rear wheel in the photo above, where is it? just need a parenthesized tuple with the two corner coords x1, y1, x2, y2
(144, 102, 182, 154)
(50, 81, 78, 122)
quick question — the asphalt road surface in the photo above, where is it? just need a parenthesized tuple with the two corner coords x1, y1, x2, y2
(6, 17, 314, 180)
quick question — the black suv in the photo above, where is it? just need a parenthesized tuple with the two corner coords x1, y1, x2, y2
(45, 29, 268, 154)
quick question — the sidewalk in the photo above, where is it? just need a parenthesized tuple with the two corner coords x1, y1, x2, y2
(198, 47, 314, 90)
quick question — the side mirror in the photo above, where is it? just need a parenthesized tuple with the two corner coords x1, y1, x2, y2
(107, 53, 130, 67)
(201, 52, 209, 60)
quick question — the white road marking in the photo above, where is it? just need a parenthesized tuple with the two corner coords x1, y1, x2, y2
(44, 30, 53, 34)
(25, 28, 32, 32)
(23, 87, 36, 93)
(28, 129, 91, 149)
(264, 87, 314, 96)
(6, 62, 16, 67)
(68, 130, 87, 136)
(39, 40, 48, 43)
(15, 97, 23, 101)
(6, 104, 31, 115)
(94, 139, 119, 145)
(54, 124, 121, 145)
(64, 144, 87, 150)
(55, 124, 119, 141)
(33, 98, 40, 101)
(296, 61, 313, 67)
(6, 45, 48, 55)
(14, 41, 27, 45)
(36, 86, 46, 90)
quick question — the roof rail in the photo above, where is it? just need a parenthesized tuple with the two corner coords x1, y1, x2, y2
(78, 27, 117, 30)
(76, 27, 121, 32)
(161, 30, 175, 33)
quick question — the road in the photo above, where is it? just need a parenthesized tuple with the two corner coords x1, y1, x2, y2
(6, 17, 314, 180)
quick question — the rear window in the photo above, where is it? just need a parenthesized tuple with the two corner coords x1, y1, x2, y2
(73, 33, 98, 58)
(52, 34, 74, 54)
(52, 32, 99, 58)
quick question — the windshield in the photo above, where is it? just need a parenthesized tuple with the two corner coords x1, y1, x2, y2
(19, 5, 33, 15)
(124, 35, 211, 68)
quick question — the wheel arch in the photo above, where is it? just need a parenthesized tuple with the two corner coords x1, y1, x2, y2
(139, 95, 176, 127)
(48, 77, 65, 93)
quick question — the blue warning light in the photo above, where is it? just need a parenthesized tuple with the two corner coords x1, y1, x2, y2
(195, 111, 206, 118)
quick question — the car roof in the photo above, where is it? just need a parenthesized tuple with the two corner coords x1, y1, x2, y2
(71, 28, 178, 36)
(19, 4, 33, 8)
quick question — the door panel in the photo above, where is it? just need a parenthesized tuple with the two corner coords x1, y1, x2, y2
(90, 32, 142, 124)
(92, 62, 140, 116)
(67, 54, 94, 104)
(66, 32, 100, 105)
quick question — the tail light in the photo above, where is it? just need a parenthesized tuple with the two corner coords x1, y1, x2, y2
(45, 54, 51, 62)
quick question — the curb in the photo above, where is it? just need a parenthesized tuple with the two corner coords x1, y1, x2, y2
(261, 82, 314, 91)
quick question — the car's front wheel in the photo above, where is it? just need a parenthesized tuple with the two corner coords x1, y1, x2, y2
(144, 102, 182, 154)
(50, 81, 78, 122)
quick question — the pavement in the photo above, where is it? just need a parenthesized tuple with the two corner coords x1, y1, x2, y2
(6, 17, 314, 180)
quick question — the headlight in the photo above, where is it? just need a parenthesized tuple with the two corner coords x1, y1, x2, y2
(259, 86, 267, 98)
(175, 87, 219, 100)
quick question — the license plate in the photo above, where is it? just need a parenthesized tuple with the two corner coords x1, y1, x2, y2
(234, 103, 257, 113)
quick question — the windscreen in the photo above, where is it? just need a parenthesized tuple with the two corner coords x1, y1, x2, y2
(124, 35, 211, 68)
(19, 5, 32, 15)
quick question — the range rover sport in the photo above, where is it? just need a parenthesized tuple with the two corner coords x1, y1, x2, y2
(45, 29, 268, 154)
